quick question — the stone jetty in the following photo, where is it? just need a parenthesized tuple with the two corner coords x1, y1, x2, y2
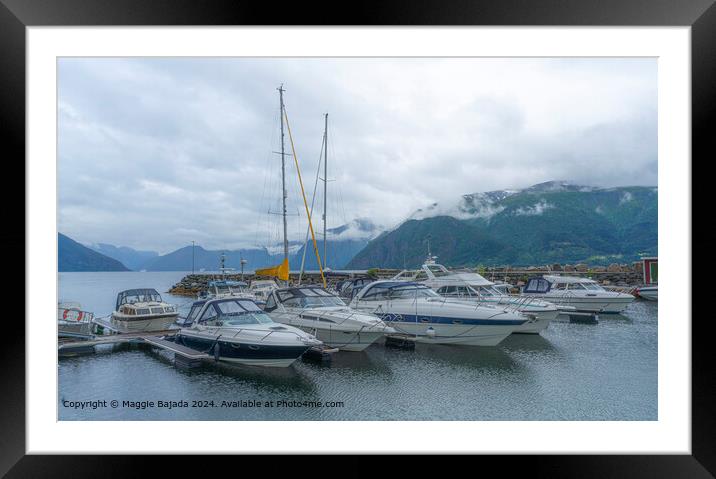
(167, 261, 646, 297)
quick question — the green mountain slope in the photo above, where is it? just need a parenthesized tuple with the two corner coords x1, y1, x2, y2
(347, 183, 657, 268)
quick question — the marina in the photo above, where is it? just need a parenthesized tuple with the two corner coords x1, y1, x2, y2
(58, 270, 657, 421)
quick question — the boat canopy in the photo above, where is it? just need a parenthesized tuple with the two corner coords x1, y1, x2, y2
(116, 288, 162, 310)
(523, 277, 552, 294)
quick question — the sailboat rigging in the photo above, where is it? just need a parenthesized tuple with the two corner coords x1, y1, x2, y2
(255, 86, 326, 287)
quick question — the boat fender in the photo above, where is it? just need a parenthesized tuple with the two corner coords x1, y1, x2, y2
(213, 342, 221, 361)
(425, 327, 436, 338)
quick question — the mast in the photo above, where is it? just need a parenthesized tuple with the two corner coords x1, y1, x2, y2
(322, 113, 328, 270)
(278, 85, 289, 265)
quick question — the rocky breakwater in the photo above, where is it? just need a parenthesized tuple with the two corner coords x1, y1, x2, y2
(168, 272, 355, 297)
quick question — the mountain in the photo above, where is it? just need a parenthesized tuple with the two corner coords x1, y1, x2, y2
(87, 243, 159, 271)
(140, 219, 382, 272)
(347, 181, 657, 268)
(58, 233, 130, 272)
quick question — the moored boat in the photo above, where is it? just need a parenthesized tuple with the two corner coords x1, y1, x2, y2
(264, 286, 395, 351)
(110, 288, 178, 332)
(58, 302, 95, 339)
(521, 275, 635, 314)
(392, 259, 559, 334)
(177, 297, 321, 367)
(350, 281, 529, 346)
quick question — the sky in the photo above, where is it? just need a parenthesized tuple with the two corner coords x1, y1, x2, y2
(58, 57, 657, 254)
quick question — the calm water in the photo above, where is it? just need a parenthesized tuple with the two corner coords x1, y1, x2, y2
(58, 272, 658, 421)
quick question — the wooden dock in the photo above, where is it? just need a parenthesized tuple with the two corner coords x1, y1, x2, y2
(58, 329, 211, 368)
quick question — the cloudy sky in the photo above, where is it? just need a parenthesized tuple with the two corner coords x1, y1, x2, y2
(58, 57, 657, 254)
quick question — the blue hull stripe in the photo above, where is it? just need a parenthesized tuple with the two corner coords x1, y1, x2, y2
(375, 313, 525, 326)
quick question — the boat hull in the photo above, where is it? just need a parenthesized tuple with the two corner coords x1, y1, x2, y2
(177, 331, 310, 367)
(638, 287, 658, 301)
(512, 317, 551, 334)
(523, 295, 633, 314)
(294, 327, 385, 352)
(374, 316, 517, 346)
(111, 313, 178, 332)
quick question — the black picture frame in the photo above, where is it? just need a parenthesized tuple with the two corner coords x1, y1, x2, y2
(2, 0, 708, 475)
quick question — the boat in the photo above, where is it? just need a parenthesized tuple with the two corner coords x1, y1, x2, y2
(521, 275, 635, 314)
(248, 279, 279, 305)
(110, 288, 179, 332)
(58, 302, 95, 340)
(264, 285, 395, 351)
(392, 258, 559, 334)
(349, 281, 529, 346)
(176, 296, 321, 367)
(198, 280, 250, 300)
(635, 285, 658, 301)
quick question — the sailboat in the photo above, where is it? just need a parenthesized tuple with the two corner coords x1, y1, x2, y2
(258, 87, 393, 351)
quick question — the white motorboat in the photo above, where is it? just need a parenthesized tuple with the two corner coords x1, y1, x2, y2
(521, 275, 635, 314)
(248, 279, 279, 305)
(110, 288, 179, 332)
(349, 281, 529, 346)
(198, 280, 250, 300)
(177, 297, 321, 367)
(58, 302, 95, 339)
(392, 260, 559, 334)
(635, 285, 658, 301)
(264, 286, 395, 351)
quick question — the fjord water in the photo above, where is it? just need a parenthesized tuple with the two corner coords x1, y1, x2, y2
(58, 272, 657, 421)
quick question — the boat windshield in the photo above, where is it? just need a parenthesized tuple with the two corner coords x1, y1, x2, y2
(276, 287, 345, 308)
(425, 264, 451, 277)
(582, 283, 605, 291)
(388, 285, 441, 299)
(476, 285, 504, 297)
(281, 296, 345, 308)
(220, 312, 273, 325)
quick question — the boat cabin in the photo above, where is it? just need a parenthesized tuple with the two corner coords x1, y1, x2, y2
(356, 281, 441, 301)
(264, 286, 345, 311)
(115, 288, 175, 315)
(523, 276, 606, 294)
(182, 297, 273, 327)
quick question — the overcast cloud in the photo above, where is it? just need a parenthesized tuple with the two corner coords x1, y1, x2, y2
(58, 57, 657, 254)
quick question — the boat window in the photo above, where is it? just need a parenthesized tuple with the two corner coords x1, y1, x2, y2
(361, 285, 390, 300)
(264, 294, 277, 312)
(523, 278, 551, 293)
(426, 264, 451, 277)
(568, 283, 586, 290)
(136, 308, 150, 315)
(221, 312, 274, 326)
(301, 288, 319, 296)
(283, 296, 344, 308)
(476, 286, 497, 297)
(237, 300, 262, 311)
(583, 283, 604, 291)
(216, 301, 247, 315)
(552, 283, 568, 291)
(389, 286, 440, 299)
(414, 271, 428, 280)
(199, 306, 219, 323)
(150, 307, 165, 314)
(187, 304, 203, 320)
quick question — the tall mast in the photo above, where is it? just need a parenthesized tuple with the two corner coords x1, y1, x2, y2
(278, 85, 288, 263)
(322, 113, 328, 270)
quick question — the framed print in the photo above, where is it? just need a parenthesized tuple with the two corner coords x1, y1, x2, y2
(3, 0, 711, 475)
